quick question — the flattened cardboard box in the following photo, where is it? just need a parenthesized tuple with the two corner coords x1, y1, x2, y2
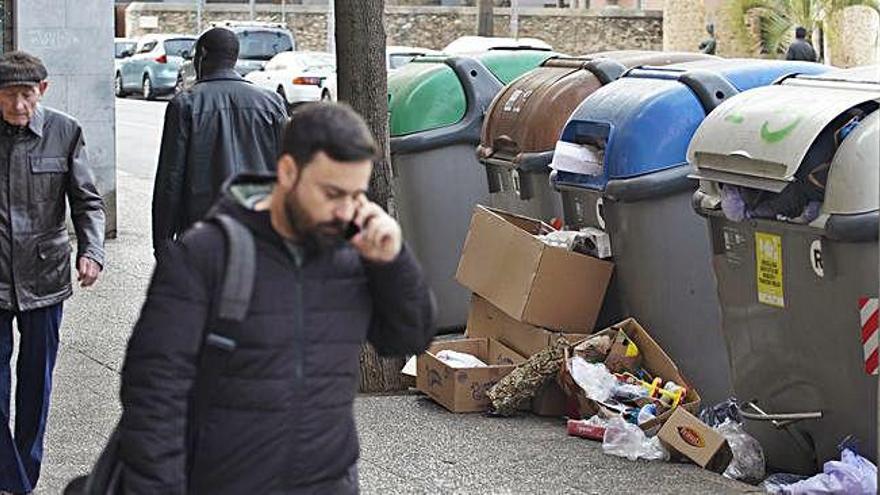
(658, 408, 733, 473)
(416, 338, 526, 413)
(455, 206, 613, 332)
(558, 318, 702, 432)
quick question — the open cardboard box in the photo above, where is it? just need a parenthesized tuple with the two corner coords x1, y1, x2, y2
(416, 338, 526, 413)
(465, 295, 587, 417)
(558, 318, 702, 432)
(455, 206, 613, 332)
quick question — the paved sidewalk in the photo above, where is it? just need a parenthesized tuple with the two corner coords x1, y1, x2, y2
(34, 171, 758, 494)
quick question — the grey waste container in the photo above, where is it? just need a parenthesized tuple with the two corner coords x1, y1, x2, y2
(549, 59, 828, 409)
(690, 71, 880, 473)
(388, 50, 555, 330)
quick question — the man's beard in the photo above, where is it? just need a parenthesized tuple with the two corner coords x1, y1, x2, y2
(283, 185, 349, 251)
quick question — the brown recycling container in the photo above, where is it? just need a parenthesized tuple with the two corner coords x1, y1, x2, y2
(476, 51, 716, 223)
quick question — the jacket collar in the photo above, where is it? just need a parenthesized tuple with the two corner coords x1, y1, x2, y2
(196, 68, 247, 84)
(27, 105, 44, 138)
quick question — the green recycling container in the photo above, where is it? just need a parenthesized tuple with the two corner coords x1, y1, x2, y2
(388, 49, 556, 330)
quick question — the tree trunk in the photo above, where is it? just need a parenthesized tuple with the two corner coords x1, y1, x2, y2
(334, 0, 411, 393)
(477, 0, 494, 36)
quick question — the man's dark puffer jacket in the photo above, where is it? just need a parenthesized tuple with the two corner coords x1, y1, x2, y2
(120, 174, 436, 494)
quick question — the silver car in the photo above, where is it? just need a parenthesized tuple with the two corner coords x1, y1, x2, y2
(115, 34, 196, 100)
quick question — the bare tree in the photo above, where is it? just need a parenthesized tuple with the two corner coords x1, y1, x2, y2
(477, 0, 494, 36)
(334, 0, 410, 393)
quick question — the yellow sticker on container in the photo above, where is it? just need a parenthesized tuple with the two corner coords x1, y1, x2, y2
(756, 232, 784, 308)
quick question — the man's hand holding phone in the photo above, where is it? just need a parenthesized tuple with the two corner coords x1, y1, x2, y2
(350, 196, 403, 263)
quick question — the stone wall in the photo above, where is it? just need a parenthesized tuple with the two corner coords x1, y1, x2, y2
(665, 0, 880, 65)
(661, 0, 705, 53)
(125, 3, 663, 54)
(827, 6, 880, 68)
(662, 0, 752, 57)
(20, 0, 117, 235)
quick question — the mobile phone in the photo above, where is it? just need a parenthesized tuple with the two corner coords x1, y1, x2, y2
(344, 222, 361, 241)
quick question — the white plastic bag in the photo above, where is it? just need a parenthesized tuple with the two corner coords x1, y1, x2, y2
(601, 416, 669, 462)
(714, 419, 765, 484)
(762, 449, 877, 495)
(435, 350, 487, 368)
(569, 357, 617, 403)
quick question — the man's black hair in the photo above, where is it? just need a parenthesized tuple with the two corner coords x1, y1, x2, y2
(282, 103, 379, 167)
(795, 26, 807, 39)
(195, 28, 239, 77)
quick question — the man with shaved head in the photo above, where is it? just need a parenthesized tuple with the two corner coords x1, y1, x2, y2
(152, 27, 289, 256)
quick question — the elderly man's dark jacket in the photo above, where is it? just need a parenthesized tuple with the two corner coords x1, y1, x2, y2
(152, 68, 288, 252)
(122, 175, 436, 494)
(0, 104, 105, 311)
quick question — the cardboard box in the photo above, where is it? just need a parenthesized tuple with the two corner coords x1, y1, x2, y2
(530, 380, 575, 417)
(465, 295, 587, 358)
(465, 295, 586, 417)
(603, 328, 643, 374)
(558, 318, 702, 432)
(658, 408, 733, 473)
(455, 206, 613, 332)
(416, 338, 526, 413)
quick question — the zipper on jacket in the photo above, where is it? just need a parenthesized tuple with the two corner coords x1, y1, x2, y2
(290, 245, 305, 381)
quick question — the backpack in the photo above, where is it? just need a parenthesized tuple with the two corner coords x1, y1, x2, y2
(64, 214, 256, 495)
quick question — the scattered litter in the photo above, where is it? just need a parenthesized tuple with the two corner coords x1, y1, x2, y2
(436, 350, 487, 368)
(401, 356, 417, 377)
(761, 474, 809, 493)
(535, 229, 611, 259)
(761, 449, 877, 495)
(637, 404, 657, 426)
(569, 357, 617, 402)
(567, 415, 608, 441)
(573, 333, 613, 363)
(602, 416, 669, 462)
(699, 399, 765, 484)
(715, 419, 765, 484)
(486, 339, 567, 416)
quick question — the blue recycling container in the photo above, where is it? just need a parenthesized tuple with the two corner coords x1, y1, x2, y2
(549, 59, 828, 408)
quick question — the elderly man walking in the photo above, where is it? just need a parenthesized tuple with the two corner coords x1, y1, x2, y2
(0, 52, 105, 494)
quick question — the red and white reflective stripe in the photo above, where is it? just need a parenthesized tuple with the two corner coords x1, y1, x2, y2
(859, 297, 878, 375)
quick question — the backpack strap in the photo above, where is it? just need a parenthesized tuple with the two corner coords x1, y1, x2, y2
(212, 213, 256, 323)
(187, 214, 257, 473)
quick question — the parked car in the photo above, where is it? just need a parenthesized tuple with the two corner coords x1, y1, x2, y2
(442, 36, 552, 54)
(178, 21, 296, 91)
(114, 37, 136, 70)
(115, 34, 196, 100)
(245, 51, 335, 109)
(387, 45, 440, 74)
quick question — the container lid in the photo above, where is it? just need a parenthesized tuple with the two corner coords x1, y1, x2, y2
(803, 64, 880, 84)
(477, 49, 558, 86)
(479, 52, 714, 164)
(551, 60, 828, 190)
(822, 110, 880, 215)
(388, 50, 555, 137)
(688, 84, 880, 192)
(388, 60, 465, 137)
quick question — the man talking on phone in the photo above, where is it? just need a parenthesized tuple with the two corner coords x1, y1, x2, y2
(117, 103, 436, 494)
